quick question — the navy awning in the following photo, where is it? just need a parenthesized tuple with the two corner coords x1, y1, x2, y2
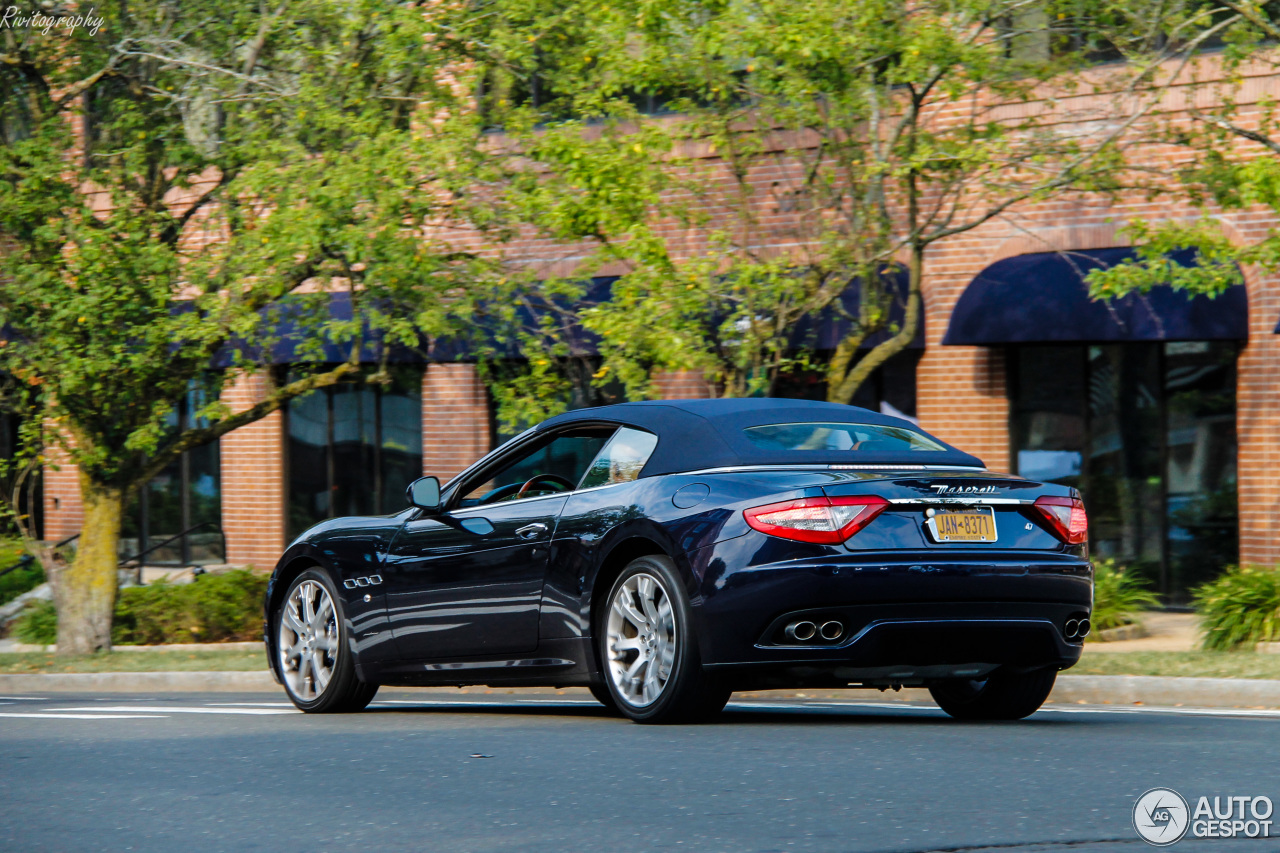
(428, 277, 616, 362)
(214, 292, 425, 367)
(942, 248, 1248, 345)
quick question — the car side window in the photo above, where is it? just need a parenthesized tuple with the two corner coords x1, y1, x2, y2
(577, 427, 659, 490)
(457, 427, 617, 507)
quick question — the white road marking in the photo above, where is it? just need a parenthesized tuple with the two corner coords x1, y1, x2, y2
(377, 698, 596, 704)
(1040, 704, 1280, 719)
(372, 697, 1280, 722)
(729, 700, 1280, 721)
(59, 705, 297, 716)
(0, 696, 48, 701)
(0, 713, 165, 720)
(204, 702, 294, 707)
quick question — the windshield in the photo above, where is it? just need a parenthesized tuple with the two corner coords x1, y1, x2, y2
(742, 422, 946, 453)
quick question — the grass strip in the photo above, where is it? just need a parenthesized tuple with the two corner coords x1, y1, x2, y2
(0, 648, 268, 674)
(1072, 650, 1280, 680)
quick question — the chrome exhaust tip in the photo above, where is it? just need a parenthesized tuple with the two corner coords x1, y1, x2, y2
(1078, 618, 1091, 638)
(819, 620, 844, 641)
(785, 621, 817, 642)
(1064, 618, 1079, 639)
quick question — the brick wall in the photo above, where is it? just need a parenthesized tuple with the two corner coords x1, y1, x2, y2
(220, 373, 287, 570)
(650, 371, 712, 400)
(421, 363, 492, 484)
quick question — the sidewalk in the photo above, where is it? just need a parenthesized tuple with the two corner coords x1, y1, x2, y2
(1088, 611, 1199, 652)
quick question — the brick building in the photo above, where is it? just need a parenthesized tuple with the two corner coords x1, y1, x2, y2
(39, 62, 1280, 604)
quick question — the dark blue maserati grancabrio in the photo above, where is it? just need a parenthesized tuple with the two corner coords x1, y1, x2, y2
(265, 398, 1092, 723)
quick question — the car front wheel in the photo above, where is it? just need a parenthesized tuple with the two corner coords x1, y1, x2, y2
(598, 555, 730, 724)
(275, 568, 378, 713)
(929, 667, 1057, 720)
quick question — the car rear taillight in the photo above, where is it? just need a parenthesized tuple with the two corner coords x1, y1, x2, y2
(743, 495, 889, 545)
(1033, 496, 1088, 545)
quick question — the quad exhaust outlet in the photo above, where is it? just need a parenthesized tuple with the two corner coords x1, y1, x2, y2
(785, 621, 817, 642)
(784, 619, 845, 643)
(1064, 617, 1091, 640)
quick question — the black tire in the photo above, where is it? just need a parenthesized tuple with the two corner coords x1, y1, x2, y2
(596, 555, 730, 724)
(929, 668, 1057, 720)
(588, 682, 622, 715)
(274, 568, 379, 713)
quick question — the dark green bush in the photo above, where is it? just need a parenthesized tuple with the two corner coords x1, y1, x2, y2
(13, 598, 56, 644)
(1090, 559, 1161, 634)
(1195, 565, 1280, 651)
(10, 569, 269, 647)
(0, 558, 44, 607)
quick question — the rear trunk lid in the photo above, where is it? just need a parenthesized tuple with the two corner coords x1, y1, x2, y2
(820, 472, 1077, 552)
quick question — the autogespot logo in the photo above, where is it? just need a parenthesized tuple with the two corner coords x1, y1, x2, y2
(1133, 788, 1275, 845)
(1133, 788, 1190, 846)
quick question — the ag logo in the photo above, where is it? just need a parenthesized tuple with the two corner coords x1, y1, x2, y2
(1134, 788, 1190, 846)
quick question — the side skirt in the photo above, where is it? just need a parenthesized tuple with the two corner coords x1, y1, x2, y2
(362, 636, 599, 688)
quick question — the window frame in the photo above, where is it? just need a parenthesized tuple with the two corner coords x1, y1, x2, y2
(284, 365, 424, 537)
(443, 421, 660, 514)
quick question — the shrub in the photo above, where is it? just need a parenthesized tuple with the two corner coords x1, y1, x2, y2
(1090, 559, 1161, 635)
(13, 598, 56, 645)
(1195, 565, 1280, 651)
(113, 570, 269, 645)
(9, 569, 269, 647)
(0, 558, 44, 607)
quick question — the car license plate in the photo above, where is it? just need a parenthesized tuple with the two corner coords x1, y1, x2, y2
(928, 508, 997, 542)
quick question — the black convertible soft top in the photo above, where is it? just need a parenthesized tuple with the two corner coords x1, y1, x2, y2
(537, 398, 985, 475)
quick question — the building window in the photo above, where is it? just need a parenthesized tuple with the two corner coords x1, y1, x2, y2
(1009, 341, 1238, 603)
(286, 366, 423, 539)
(119, 391, 223, 566)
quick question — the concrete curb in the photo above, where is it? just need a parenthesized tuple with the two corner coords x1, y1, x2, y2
(1050, 674, 1280, 708)
(4, 671, 1280, 707)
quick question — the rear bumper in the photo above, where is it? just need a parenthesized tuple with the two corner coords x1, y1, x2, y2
(689, 539, 1091, 681)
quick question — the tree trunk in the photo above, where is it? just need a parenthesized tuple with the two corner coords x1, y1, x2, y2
(825, 249, 923, 406)
(52, 473, 123, 655)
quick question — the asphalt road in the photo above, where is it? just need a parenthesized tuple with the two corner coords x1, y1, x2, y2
(1, 691, 1278, 853)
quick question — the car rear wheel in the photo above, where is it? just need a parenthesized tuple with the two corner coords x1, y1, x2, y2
(929, 667, 1057, 720)
(599, 555, 730, 724)
(275, 569, 378, 713)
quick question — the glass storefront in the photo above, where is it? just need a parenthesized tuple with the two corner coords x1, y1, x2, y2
(287, 366, 424, 539)
(120, 390, 223, 566)
(1009, 342, 1238, 603)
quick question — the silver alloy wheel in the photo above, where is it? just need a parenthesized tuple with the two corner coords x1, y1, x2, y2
(278, 579, 339, 702)
(606, 572, 677, 708)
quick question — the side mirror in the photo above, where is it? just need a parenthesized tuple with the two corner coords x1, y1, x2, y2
(406, 476, 441, 512)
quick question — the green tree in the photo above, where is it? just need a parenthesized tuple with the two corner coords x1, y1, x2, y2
(1086, 3, 1280, 300)
(462, 0, 1217, 409)
(0, 0, 500, 653)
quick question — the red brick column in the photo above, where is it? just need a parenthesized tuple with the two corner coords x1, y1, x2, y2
(220, 373, 287, 570)
(41, 433, 83, 542)
(422, 363, 492, 484)
(1236, 272, 1280, 567)
(916, 345, 1011, 472)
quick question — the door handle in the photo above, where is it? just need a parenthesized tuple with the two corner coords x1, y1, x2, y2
(515, 523, 549, 540)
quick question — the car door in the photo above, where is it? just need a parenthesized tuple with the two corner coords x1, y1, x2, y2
(382, 426, 617, 660)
